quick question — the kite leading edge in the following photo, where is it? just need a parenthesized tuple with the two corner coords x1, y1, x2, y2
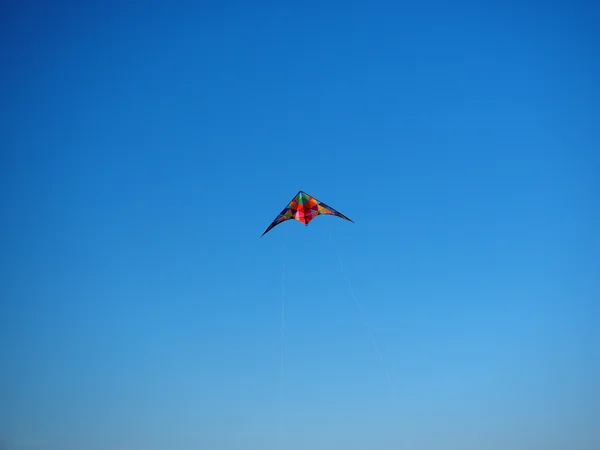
(261, 190, 353, 237)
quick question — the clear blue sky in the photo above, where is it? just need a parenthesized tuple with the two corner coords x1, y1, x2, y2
(1, 1, 598, 449)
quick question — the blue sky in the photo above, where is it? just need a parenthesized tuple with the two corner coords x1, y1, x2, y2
(1, 1, 598, 449)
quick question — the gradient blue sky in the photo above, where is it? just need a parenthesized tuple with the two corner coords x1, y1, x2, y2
(1, 1, 598, 449)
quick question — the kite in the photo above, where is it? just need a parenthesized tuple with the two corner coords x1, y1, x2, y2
(261, 190, 353, 237)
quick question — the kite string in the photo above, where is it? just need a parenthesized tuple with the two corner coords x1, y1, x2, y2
(328, 230, 393, 390)
(279, 240, 286, 446)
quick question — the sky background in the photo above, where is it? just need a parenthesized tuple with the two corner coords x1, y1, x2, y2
(1, 1, 598, 449)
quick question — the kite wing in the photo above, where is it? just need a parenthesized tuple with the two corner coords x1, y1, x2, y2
(261, 190, 353, 237)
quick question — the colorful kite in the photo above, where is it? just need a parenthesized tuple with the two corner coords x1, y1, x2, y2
(261, 190, 353, 237)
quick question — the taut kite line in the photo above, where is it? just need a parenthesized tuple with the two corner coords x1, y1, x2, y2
(261, 190, 353, 237)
